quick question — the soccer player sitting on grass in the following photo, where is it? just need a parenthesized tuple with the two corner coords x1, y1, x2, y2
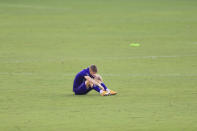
(73, 65, 117, 96)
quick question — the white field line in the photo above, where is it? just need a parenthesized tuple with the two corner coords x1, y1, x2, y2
(0, 54, 197, 63)
(94, 54, 197, 60)
(0, 72, 34, 75)
(0, 72, 197, 77)
(53, 54, 197, 60)
(0, 3, 71, 11)
(101, 73, 197, 77)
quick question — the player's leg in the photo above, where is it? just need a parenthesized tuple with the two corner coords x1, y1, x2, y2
(94, 74, 117, 95)
(93, 75, 108, 91)
(74, 81, 92, 95)
(86, 79, 109, 96)
(86, 79, 102, 92)
(77, 80, 106, 95)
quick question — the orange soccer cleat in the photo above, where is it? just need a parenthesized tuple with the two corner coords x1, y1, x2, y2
(110, 90, 117, 95)
(100, 91, 110, 96)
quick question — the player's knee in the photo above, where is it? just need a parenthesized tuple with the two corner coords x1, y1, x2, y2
(95, 75, 103, 83)
(94, 78, 102, 84)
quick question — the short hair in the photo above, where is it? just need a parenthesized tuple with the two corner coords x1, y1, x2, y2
(90, 65, 97, 73)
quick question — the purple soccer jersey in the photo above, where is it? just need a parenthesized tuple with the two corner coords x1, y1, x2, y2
(73, 68, 93, 91)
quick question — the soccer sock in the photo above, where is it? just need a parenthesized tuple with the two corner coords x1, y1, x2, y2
(93, 85, 101, 93)
(101, 83, 110, 93)
(101, 83, 107, 90)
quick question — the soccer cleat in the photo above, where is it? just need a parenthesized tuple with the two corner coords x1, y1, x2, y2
(100, 91, 110, 96)
(109, 90, 117, 95)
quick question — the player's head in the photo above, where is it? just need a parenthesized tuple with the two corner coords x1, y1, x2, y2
(89, 65, 97, 75)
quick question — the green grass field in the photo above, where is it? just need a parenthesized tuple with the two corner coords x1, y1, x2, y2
(0, 0, 197, 130)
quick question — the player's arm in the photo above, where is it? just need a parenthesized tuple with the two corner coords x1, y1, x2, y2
(84, 76, 104, 90)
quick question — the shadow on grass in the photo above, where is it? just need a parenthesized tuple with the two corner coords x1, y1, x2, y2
(63, 92, 100, 98)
